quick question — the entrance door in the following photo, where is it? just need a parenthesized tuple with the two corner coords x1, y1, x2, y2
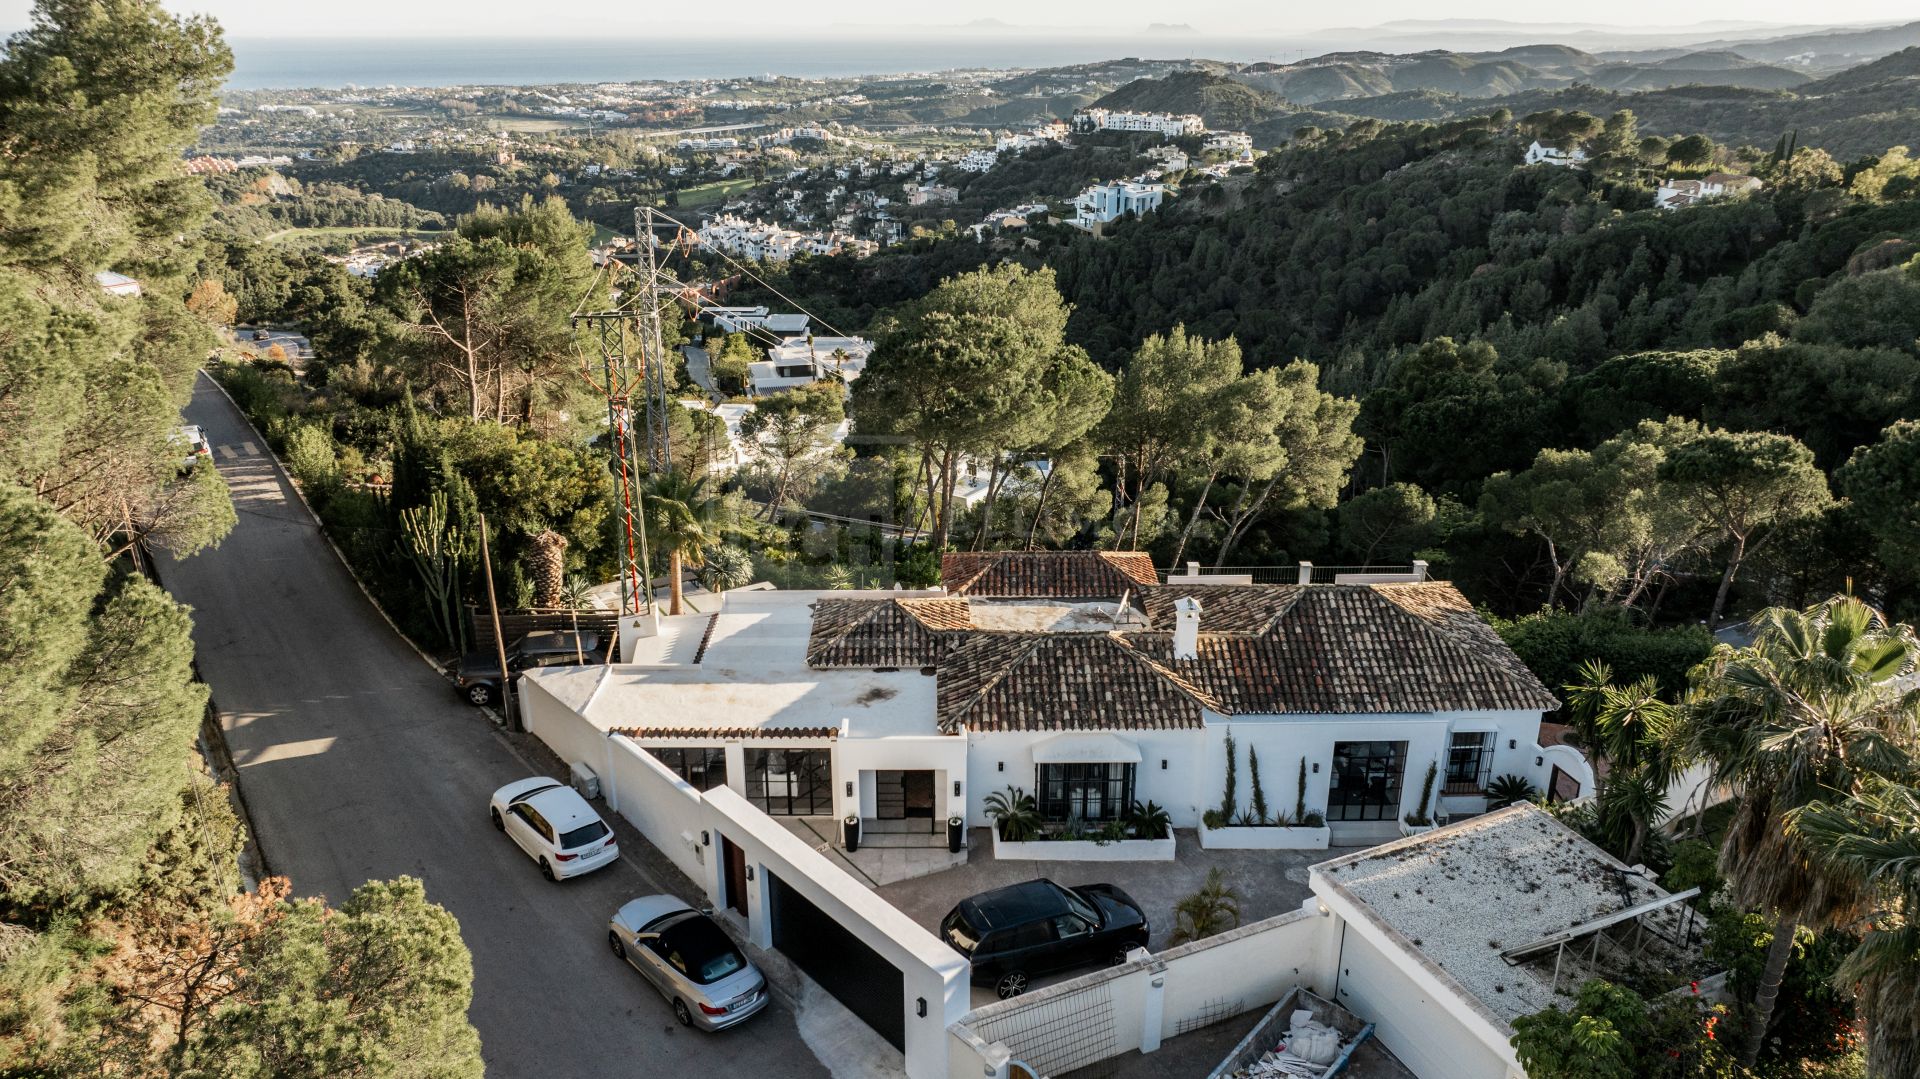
(1329, 741, 1408, 821)
(722, 837, 748, 917)
(901, 771, 935, 818)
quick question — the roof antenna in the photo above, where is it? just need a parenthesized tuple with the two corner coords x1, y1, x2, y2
(1111, 588, 1133, 627)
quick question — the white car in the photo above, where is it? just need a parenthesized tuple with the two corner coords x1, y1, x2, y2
(173, 425, 212, 473)
(488, 777, 619, 881)
(608, 896, 769, 1030)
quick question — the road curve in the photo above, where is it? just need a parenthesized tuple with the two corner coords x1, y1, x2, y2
(161, 371, 829, 1078)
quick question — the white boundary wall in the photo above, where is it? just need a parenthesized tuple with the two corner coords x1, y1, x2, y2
(523, 678, 969, 1079)
(948, 900, 1338, 1079)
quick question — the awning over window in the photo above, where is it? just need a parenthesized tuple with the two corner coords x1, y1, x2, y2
(1031, 732, 1143, 765)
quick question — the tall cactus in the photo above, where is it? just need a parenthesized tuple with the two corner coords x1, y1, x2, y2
(400, 490, 474, 651)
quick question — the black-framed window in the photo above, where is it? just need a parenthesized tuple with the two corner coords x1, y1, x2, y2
(1445, 732, 1495, 795)
(647, 746, 728, 792)
(1035, 763, 1134, 823)
(745, 748, 832, 816)
(1329, 741, 1407, 822)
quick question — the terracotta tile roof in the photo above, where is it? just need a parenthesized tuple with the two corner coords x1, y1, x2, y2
(809, 579, 1554, 731)
(1123, 585, 1558, 714)
(614, 726, 839, 740)
(935, 633, 1210, 734)
(941, 551, 1160, 599)
(1141, 585, 1303, 633)
(806, 597, 972, 668)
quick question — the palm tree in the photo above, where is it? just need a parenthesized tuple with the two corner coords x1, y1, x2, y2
(1791, 776, 1920, 1078)
(1565, 662, 1688, 866)
(1685, 595, 1917, 1069)
(641, 470, 723, 616)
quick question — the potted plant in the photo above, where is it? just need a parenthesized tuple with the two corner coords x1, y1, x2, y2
(983, 786, 1040, 842)
(1402, 760, 1441, 836)
(842, 813, 860, 852)
(947, 814, 966, 853)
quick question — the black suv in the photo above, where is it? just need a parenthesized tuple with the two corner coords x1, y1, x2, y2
(454, 630, 600, 705)
(940, 879, 1149, 998)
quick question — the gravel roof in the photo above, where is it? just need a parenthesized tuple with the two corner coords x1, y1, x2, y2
(1311, 805, 1675, 1027)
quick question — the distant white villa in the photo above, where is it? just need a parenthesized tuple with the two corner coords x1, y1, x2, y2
(1069, 179, 1165, 234)
(747, 335, 875, 397)
(1523, 139, 1588, 167)
(1656, 172, 1763, 210)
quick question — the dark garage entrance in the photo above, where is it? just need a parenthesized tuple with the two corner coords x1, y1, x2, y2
(769, 871, 905, 1050)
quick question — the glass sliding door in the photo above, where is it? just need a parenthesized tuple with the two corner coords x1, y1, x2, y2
(1035, 763, 1134, 823)
(1328, 741, 1408, 822)
(645, 746, 727, 792)
(745, 748, 832, 816)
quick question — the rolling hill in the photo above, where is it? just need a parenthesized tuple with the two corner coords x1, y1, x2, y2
(1093, 71, 1295, 129)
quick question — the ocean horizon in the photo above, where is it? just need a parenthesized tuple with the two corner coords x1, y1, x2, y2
(222, 34, 1316, 90)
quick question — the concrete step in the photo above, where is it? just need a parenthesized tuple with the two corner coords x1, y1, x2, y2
(857, 832, 949, 849)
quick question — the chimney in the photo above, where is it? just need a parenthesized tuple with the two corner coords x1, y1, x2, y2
(1173, 596, 1202, 661)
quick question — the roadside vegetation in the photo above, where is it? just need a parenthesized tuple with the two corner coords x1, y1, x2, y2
(0, 3, 483, 1074)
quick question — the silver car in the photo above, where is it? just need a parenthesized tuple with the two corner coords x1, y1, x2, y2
(608, 896, 769, 1031)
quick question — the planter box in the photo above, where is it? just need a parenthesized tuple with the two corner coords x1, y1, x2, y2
(1198, 821, 1330, 851)
(990, 826, 1177, 862)
(1399, 820, 1439, 838)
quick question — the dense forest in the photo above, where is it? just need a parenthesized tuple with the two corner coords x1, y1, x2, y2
(731, 112, 1920, 624)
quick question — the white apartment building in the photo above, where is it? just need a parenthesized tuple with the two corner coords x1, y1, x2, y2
(1069, 179, 1166, 232)
(746, 335, 875, 396)
(1073, 107, 1206, 137)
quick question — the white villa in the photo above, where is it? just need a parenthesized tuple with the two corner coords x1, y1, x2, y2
(1069, 179, 1166, 233)
(523, 552, 1589, 851)
(1073, 108, 1206, 137)
(515, 551, 1636, 1079)
(746, 335, 875, 396)
(1523, 139, 1588, 167)
(703, 305, 811, 338)
(1204, 130, 1254, 155)
(1656, 172, 1763, 210)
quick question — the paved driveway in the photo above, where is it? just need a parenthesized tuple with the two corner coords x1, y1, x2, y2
(161, 372, 828, 1079)
(878, 830, 1317, 1007)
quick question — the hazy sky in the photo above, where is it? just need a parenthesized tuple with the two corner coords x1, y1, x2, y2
(1, 0, 1917, 37)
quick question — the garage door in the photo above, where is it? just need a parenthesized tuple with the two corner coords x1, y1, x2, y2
(769, 871, 905, 1050)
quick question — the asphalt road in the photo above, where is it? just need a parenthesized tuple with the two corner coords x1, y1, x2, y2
(162, 372, 829, 1078)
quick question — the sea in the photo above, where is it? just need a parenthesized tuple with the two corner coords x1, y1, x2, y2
(224, 35, 1317, 90)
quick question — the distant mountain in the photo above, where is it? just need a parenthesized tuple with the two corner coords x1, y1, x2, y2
(1146, 23, 1196, 35)
(1686, 20, 1920, 66)
(1587, 56, 1812, 92)
(1093, 70, 1292, 129)
(1230, 50, 1562, 104)
(1798, 45, 1920, 94)
(1472, 44, 1602, 68)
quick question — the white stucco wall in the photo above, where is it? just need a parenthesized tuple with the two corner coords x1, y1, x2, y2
(961, 710, 1555, 832)
(946, 900, 1339, 1079)
(1313, 881, 1525, 1079)
(703, 786, 970, 1079)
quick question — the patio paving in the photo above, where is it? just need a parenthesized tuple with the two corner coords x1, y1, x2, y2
(778, 817, 967, 887)
(878, 828, 1325, 1007)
